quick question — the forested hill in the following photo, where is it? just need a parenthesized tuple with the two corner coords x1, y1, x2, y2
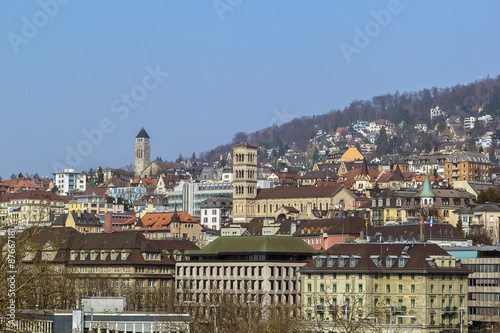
(206, 75, 500, 157)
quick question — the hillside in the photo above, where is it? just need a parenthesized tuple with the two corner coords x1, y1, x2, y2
(204, 74, 500, 160)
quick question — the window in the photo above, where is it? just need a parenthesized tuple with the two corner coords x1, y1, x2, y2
(333, 284, 337, 292)
(398, 285, 402, 293)
(430, 284, 434, 293)
(374, 284, 379, 292)
(320, 284, 324, 292)
(411, 285, 415, 293)
(386, 284, 391, 292)
(346, 284, 350, 292)
(358, 284, 363, 292)
(307, 283, 312, 292)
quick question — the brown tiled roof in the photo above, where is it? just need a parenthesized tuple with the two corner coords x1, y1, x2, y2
(67, 231, 175, 266)
(300, 242, 471, 274)
(233, 142, 258, 148)
(256, 184, 343, 199)
(367, 223, 466, 242)
(294, 217, 367, 237)
(151, 239, 200, 251)
(0, 190, 63, 202)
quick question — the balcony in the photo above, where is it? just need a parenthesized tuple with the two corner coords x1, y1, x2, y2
(441, 306, 457, 313)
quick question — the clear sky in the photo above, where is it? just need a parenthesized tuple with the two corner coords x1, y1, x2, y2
(1, 0, 499, 178)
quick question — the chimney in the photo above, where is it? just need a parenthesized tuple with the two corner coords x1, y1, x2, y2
(290, 222, 297, 235)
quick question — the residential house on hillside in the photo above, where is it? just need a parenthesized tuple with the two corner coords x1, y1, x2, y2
(413, 153, 449, 176)
(53, 168, 86, 196)
(444, 151, 490, 185)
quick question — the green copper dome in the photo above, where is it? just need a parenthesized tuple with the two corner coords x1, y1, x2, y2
(419, 174, 435, 198)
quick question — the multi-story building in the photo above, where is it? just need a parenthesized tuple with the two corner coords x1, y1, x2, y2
(444, 151, 490, 185)
(300, 242, 470, 332)
(464, 117, 477, 130)
(0, 191, 66, 228)
(370, 175, 475, 226)
(430, 106, 446, 119)
(52, 212, 103, 233)
(68, 193, 124, 222)
(445, 246, 500, 331)
(53, 168, 86, 196)
(412, 153, 449, 176)
(167, 180, 232, 217)
(200, 196, 232, 230)
(175, 235, 317, 306)
(233, 142, 357, 223)
(120, 211, 207, 248)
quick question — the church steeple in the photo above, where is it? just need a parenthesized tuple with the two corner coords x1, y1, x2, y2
(135, 127, 151, 178)
(419, 174, 435, 205)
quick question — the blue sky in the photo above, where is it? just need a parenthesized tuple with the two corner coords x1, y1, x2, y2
(1, 0, 499, 178)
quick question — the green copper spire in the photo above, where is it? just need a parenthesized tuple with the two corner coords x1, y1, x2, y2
(419, 174, 435, 198)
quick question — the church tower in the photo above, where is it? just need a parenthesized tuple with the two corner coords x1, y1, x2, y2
(135, 127, 150, 178)
(232, 142, 258, 222)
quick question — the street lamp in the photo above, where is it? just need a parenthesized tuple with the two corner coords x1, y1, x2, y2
(313, 303, 322, 331)
(386, 304, 395, 333)
(210, 304, 219, 333)
(246, 300, 255, 331)
(459, 307, 467, 333)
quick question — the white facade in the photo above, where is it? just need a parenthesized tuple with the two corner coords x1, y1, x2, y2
(464, 117, 476, 130)
(53, 168, 86, 196)
(430, 106, 445, 119)
(201, 207, 221, 230)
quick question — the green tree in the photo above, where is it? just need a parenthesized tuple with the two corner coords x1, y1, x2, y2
(51, 185, 59, 194)
(375, 127, 388, 155)
(176, 153, 184, 163)
(456, 217, 464, 235)
(95, 167, 104, 184)
(476, 187, 500, 204)
(191, 152, 197, 159)
(355, 142, 362, 153)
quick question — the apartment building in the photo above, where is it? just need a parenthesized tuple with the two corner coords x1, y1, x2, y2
(300, 242, 470, 332)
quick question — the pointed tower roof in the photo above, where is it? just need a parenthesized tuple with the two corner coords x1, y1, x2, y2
(359, 157, 369, 176)
(136, 127, 150, 139)
(389, 165, 405, 181)
(419, 174, 435, 198)
(171, 208, 181, 223)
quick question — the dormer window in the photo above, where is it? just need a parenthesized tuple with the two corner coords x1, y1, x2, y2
(316, 256, 326, 267)
(339, 256, 348, 267)
(371, 255, 382, 266)
(426, 258, 436, 267)
(350, 255, 360, 267)
(378, 199, 383, 207)
(386, 198, 391, 206)
(399, 255, 410, 267)
(396, 198, 401, 207)
(100, 251, 108, 260)
(121, 251, 130, 260)
(111, 251, 117, 260)
(327, 256, 338, 267)
(80, 251, 88, 260)
(90, 251, 97, 261)
(70, 250, 77, 261)
(386, 256, 397, 267)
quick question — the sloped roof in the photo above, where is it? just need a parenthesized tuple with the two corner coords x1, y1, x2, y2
(341, 147, 364, 163)
(188, 235, 317, 255)
(233, 142, 258, 149)
(300, 242, 470, 274)
(256, 184, 343, 199)
(136, 127, 150, 139)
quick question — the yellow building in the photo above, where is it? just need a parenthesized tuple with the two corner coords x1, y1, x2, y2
(52, 212, 103, 233)
(444, 151, 490, 185)
(300, 242, 470, 332)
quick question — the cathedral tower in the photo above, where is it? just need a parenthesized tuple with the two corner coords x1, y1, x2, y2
(232, 142, 258, 222)
(135, 127, 150, 177)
